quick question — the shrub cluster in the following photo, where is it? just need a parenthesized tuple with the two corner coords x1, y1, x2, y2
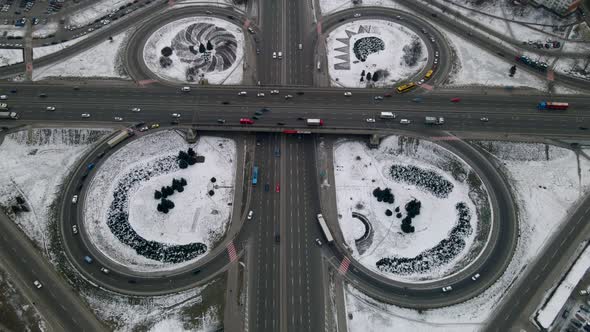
(401, 199, 422, 233)
(372, 187, 394, 204)
(390, 164, 454, 198)
(178, 148, 198, 169)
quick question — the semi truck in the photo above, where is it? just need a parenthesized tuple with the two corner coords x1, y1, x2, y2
(307, 119, 324, 126)
(538, 101, 569, 110)
(379, 112, 396, 119)
(106, 129, 133, 148)
(0, 111, 18, 119)
(0, 103, 9, 110)
(424, 116, 444, 125)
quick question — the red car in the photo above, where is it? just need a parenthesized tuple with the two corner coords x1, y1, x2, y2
(275, 184, 280, 192)
(450, 97, 461, 103)
(240, 118, 254, 124)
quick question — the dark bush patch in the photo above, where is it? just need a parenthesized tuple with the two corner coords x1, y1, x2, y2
(390, 164, 453, 198)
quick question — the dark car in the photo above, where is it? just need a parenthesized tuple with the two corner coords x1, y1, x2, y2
(192, 269, 201, 275)
(296, 91, 304, 95)
(264, 183, 270, 192)
(128, 279, 137, 284)
(10, 88, 17, 93)
(277, 122, 285, 126)
(222, 101, 230, 105)
(39, 93, 47, 98)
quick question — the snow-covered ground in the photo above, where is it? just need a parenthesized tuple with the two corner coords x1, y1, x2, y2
(33, 30, 130, 81)
(326, 20, 427, 88)
(83, 278, 222, 332)
(536, 243, 590, 329)
(319, 0, 403, 16)
(33, 33, 92, 60)
(334, 137, 490, 282)
(0, 25, 26, 38)
(67, 0, 134, 27)
(32, 22, 59, 39)
(0, 128, 113, 249)
(84, 131, 236, 272)
(0, 49, 24, 67)
(143, 16, 244, 85)
(554, 57, 590, 81)
(342, 140, 590, 331)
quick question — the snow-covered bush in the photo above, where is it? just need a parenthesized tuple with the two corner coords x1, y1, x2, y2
(390, 164, 454, 198)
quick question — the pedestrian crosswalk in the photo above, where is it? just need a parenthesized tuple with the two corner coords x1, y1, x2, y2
(338, 257, 351, 275)
(227, 241, 238, 262)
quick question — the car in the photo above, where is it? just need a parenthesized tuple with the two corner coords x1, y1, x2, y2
(273, 52, 277, 59)
(256, 48, 260, 54)
(285, 94, 293, 99)
(480, 117, 489, 122)
(181, 86, 190, 92)
(217, 119, 226, 124)
(580, 127, 589, 131)
(374, 96, 384, 100)
(255, 110, 263, 116)
(10, 88, 17, 93)
(170, 120, 180, 125)
(128, 279, 137, 284)
(33, 280, 43, 289)
(114, 117, 123, 121)
(581, 305, 590, 313)
(240, 118, 254, 125)
(434, 58, 438, 64)
(139, 126, 149, 132)
(100, 267, 110, 274)
(264, 183, 270, 192)
(296, 91, 304, 95)
(73, 86, 80, 90)
(412, 97, 423, 103)
(72, 195, 78, 203)
(192, 269, 201, 275)
(471, 273, 480, 281)
(581, 289, 589, 295)
(72, 225, 78, 234)
(256, 140, 261, 146)
(257, 92, 265, 97)
(247, 210, 253, 220)
(353, 13, 361, 18)
(417, 79, 425, 85)
(0, 95, 6, 100)
(261, 108, 270, 112)
(270, 89, 279, 94)
(39, 93, 47, 98)
(297, 117, 305, 120)
(46, 106, 56, 111)
(366, 118, 376, 123)
(435, 51, 439, 57)
(400, 119, 411, 124)
(315, 238, 322, 246)
(84, 255, 93, 264)
(344, 91, 352, 96)
(252, 115, 260, 120)
(277, 122, 285, 126)
(238, 91, 247, 96)
(450, 97, 461, 102)
(275, 184, 280, 192)
(131, 107, 141, 112)
(150, 123, 160, 129)
(442, 286, 453, 292)
(171, 113, 181, 118)
(81, 113, 90, 118)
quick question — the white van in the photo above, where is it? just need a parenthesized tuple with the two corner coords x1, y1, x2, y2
(278, 51, 283, 59)
(298, 43, 302, 50)
(380, 112, 396, 119)
(400, 119, 411, 125)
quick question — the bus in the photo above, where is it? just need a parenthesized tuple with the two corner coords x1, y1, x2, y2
(424, 69, 434, 80)
(317, 214, 334, 243)
(396, 82, 416, 93)
(252, 166, 258, 185)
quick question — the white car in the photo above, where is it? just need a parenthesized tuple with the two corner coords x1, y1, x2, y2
(284, 94, 293, 99)
(72, 225, 78, 234)
(0, 95, 6, 100)
(471, 273, 481, 281)
(171, 113, 181, 118)
(100, 267, 110, 274)
(46, 106, 56, 111)
(81, 113, 90, 118)
(353, 13, 361, 17)
(417, 79, 425, 85)
(442, 286, 453, 292)
(72, 195, 78, 204)
(238, 91, 247, 96)
(181, 86, 191, 92)
(344, 91, 352, 96)
(33, 280, 43, 289)
(400, 119, 411, 124)
(366, 118, 375, 123)
(435, 51, 439, 57)
(131, 107, 141, 112)
(114, 117, 123, 121)
(247, 210, 253, 220)
(257, 92, 265, 97)
(480, 117, 489, 122)
(272, 52, 277, 59)
(270, 90, 279, 94)
(315, 238, 322, 246)
(434, 58, 438, 64)
(139, 126, 149, 132)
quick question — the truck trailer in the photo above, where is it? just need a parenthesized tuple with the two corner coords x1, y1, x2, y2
(306, 119, 324, 126)
(106, 129, 132, 148)
(538, 101, 569, 110)
(0, 111, 18, 119)
(424, 116, 444, 125)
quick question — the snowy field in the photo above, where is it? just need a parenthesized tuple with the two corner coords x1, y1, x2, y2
(0, 25, 26, 38)
(0, 128, 113, 249)
(32, 22, 59, 39)
(319, 0, 403, 16)
(0, 49, 24, 67)
(83, 278, 223, 332)
(326, 20, 427, 88)
(342, 141, 590, 331)
(333, 136, 490, 282)
(67, 0, 134, 27)
(84, 131, 236, 272)
(33, 34, 92, 60)
(33, 31, 130, 81)
(143, 16, 244, 85)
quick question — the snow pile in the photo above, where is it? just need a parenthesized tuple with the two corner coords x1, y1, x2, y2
(0, 26, 26, 38)
(0, 49, 24, 67)
(326, 20, 427, 88)
(33, 22, 59, 39)
(343, 141, 590, 329)
(83, 279, 222, 332)
(143, 16, 244, 85)
(33, 31, 130, 81)
(333, 136, 490, 282)
(0, 128, 113, 248)
(536, 244, 590, 329)
(84, 131, 236, 272)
